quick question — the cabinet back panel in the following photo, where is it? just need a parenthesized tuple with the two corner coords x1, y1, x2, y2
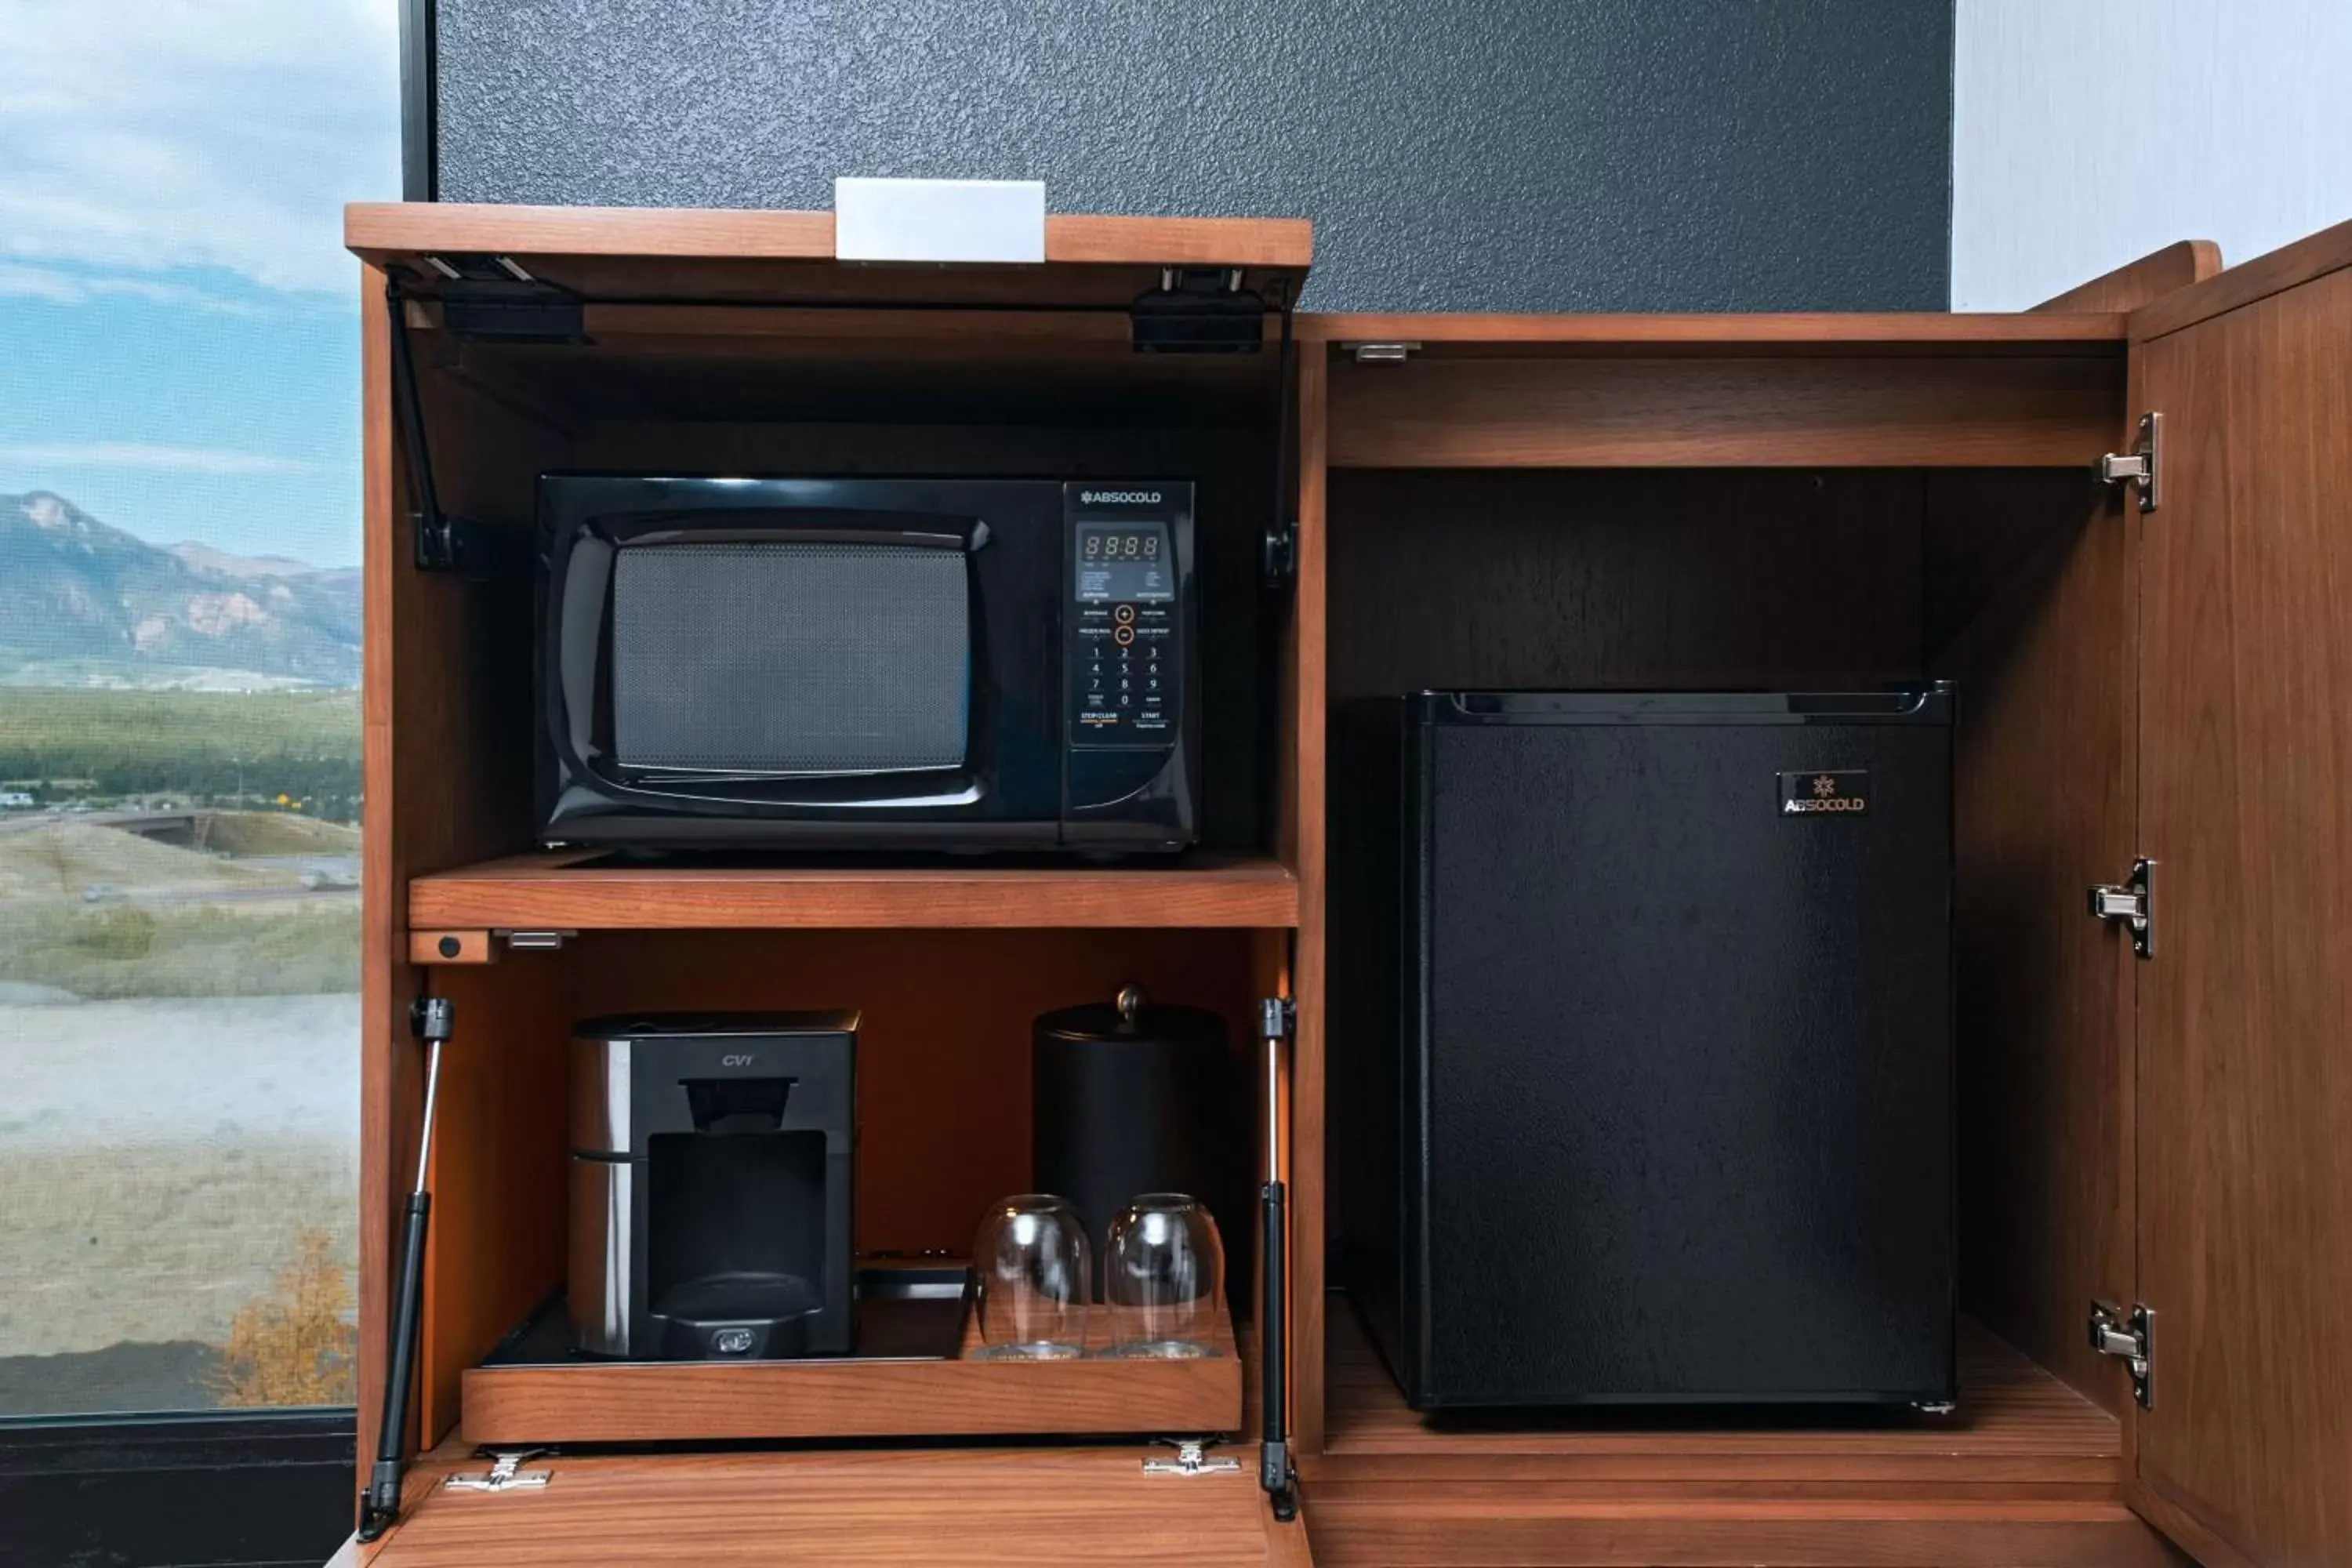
(412, 928, 1262, 1444)
(565, 928, 1261, 1258)
(1327, 468, 1927, 700)
(1329, 355, 2120, 469)
(1929, 475, 2138, 1415)
(1323, 463, 2135, 1421)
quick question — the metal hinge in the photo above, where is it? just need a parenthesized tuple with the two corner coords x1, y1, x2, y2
(420, 255, 587, 343)
(385, 273, 539, 581)
(1262, 519, 1298, 588)
(2096, 411, 2161, 513)
(1131, 267, 1269, 354)
(500, 929, 574, 952)
(1142, 1438, 1243, 1477)
(2089, 1301, 2154, 1409)
(1261, 995, 1296, 1039)
(445, 1448, 555, 1494)
(1345, 340, 1418, 364)
(2088, 858, 2155, 960)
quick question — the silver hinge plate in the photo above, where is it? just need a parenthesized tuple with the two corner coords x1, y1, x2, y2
(2097, 411, 2161, 512)
(2089, 1301, 2154, 1408)
(499, 928, 574, 952)
(1142, 1438, 1243, 1477)
(1345, 340, 1419, 364)
(2087, 857, 2155, 959)
(445, 1448, 554, 1494)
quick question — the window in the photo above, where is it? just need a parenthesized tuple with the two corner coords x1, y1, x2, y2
(0, 0, 396, 1421)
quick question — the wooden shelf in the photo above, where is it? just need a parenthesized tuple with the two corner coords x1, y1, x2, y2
(1304, 310, 2128, 355)
(407, 851, 1299, 933)
(368, 1439, 1283, 1567)
(1301, 1304, 2171, 1566)
(462, 1310, 1244, 1446)
(1315, 1302, 2121, 1478)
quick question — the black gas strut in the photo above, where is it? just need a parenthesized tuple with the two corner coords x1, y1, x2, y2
(358, 994, 452, 1542)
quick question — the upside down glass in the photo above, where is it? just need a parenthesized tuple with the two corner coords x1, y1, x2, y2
(971, 1194, 1091, 1359)
(1102, 1193, 1223, 1359)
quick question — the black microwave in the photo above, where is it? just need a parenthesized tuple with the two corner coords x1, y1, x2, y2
(536, 475, 1199, 852)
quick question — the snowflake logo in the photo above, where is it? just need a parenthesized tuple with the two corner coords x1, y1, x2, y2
(1812, 775, 1838, 798)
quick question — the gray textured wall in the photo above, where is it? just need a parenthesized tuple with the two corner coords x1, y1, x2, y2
(436, 0, 1951, 312)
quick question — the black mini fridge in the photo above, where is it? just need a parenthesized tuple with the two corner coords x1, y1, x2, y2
(1333, 688, 1955, 1410)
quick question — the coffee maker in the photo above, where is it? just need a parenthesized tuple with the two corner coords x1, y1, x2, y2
(568, 1012, 856, 1361)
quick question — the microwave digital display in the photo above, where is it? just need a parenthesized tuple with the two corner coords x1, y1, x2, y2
(1074, 524, 1174, 603)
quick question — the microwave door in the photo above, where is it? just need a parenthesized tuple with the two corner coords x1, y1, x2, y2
(538, 481, 1070, 847)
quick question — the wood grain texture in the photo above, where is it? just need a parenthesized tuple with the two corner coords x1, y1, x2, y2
(388, 926, 1263, 1462)
(1928, 473, 2140, 1415)
(2130, 214, 2352, 342)
(346, 202, 1311, 270)
(1303, 313, 2126, 352)
(1303, 1488, 2178, 1567)
(2032, 241, 2223, 315)
(1327, 356, 2122, 469)
(1289, 344, 1330, 1457)
(1308, 1308, 2176, 1565)
(347, 202, 837, 262)
(2131, 262, 2352, 1565)
(406, 930, 494, 965)
(357, 267, 402, 1490)
(1326, 469, 1928, 704)
(564, 928, 1261, 1262)
(416, 959, 573, 1443)
(359, 270, 576, 1470)
(343, 204, 1308, 313)
(361, 1444, 1290, 1566)
(461, 1311, 1241, 1445)
(1319, 1307, 2121, 1475)
(407, 852, 1300, 931)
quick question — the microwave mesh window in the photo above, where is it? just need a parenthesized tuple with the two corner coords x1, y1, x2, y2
(610, 542, 971, 775)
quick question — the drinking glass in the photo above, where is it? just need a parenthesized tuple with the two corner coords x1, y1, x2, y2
(1101, 1193, 1223, 1359)
(971, 1194, 1091, 1359)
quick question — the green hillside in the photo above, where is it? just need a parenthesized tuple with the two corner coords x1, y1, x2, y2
(0, 688, 361, 816)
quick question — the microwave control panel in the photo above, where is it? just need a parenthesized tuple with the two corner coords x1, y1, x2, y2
(1066, 512, 1183, 750)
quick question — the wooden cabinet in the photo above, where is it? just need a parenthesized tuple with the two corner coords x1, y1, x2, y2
(2121, 233, 2352, 1568)
(339, 202, 2352, 1566)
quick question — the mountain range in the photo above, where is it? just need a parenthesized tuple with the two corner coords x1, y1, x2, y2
(0, 492, 361, 688)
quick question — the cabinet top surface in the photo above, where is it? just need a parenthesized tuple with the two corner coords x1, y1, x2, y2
(344, 201, 1312, 310)
(346, 204, 2111, 347)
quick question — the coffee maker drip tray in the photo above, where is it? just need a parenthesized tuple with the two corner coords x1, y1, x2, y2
(651, 1271, 822, 1360)
(483, 1264, 971, 1370)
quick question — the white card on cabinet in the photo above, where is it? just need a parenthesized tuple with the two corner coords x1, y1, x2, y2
(833, 178, 1047, 263)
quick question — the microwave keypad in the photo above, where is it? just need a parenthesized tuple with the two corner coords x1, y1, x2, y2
(1075, 602, 1174, 739)
(1069, 519, 1180, 748)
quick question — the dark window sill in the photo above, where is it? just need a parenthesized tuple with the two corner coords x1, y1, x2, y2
(0, 1410, 355, 1568)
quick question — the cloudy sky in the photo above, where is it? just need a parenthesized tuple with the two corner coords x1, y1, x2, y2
(0, 0, 400, 567)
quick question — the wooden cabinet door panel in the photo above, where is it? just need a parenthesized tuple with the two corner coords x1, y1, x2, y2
(2131, 261, 2352, 1565)
(362, 1445, 1307, 1566)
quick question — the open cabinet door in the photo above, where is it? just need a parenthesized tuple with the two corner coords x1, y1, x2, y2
(2127, 225, 2352, 1566)
(358, 1442, 1309, 1566)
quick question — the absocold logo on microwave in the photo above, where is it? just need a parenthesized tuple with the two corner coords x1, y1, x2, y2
(1081, 489, 1162, 506)
(1778, 770, 1870, 816)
